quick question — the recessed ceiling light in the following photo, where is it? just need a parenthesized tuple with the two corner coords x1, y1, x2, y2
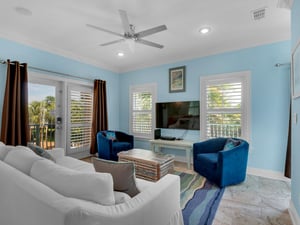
(14, 6, 32, 16)
(199, 27, 212, 34)
(117, 52, 124, 57)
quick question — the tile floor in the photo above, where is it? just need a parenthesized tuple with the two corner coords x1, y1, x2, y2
(212, 174, 292, 225)
(170, 161, 292, 225)
(83, 158, 292, 225)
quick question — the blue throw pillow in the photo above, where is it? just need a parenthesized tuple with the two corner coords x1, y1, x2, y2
(223, 138, 241, 151)
(106, 131, 117, 141)
(27, 143, 56, 162)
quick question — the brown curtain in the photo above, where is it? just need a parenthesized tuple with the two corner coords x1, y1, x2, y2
(284, 101, 291, 178)
(0, 60, 30, 146)
(90, 79, 108, 154)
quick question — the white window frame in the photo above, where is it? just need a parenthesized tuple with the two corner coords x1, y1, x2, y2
(200, 71, 251, 141)
(129, 83, 157, 139)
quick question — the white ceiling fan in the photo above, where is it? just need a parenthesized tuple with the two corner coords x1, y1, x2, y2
(86, 10, 167, 49)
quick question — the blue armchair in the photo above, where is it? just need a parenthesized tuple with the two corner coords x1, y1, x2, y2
(96, 130, 134, 161)
(193, 137, 249, 187)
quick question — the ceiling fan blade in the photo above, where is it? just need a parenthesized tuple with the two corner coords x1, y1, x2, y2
(136, 25, 167, 38)
(119, 10, 131, 34)
(136, 39, 164, 49)
(86, 24, 123, 38)
(100, 39, 125, 46)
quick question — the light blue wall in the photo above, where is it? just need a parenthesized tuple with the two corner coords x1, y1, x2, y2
(120, 41, 291, 173)
(0, 37, 120, 132)
(0, 37, 292, 174)
(291, 0, 300, 217)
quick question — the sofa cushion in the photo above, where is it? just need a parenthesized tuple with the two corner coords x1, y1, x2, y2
(93, 158, 140, 197)
(27, 143, 56, 162)
(30, 159, 115, 205)
(0, 145, 15, 160)
(55, 156, 95, 172)
(46, 148, 65, 160)
(4, 148, 43, 175)
(0, 141, 4, 146)
(223, 138, 241, 151)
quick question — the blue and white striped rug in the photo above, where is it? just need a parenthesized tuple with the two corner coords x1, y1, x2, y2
(175, 172, 225, 225)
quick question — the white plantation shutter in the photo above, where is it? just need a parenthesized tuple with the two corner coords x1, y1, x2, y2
(200, 71, 250, 140)
(130, 84, 157, 138)
(67, 84, 93, 155)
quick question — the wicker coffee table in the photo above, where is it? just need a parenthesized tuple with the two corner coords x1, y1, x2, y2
(118, 148, 174, 181)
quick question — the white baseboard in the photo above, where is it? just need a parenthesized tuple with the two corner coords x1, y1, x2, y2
(289, 200, 300, 225)
(247, 167, 291, 182)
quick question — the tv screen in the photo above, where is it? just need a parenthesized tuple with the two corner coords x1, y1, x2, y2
(156, 101, 200, 130)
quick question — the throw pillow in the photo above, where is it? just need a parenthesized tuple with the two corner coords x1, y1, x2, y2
(30, 159, 115, 205)
(27, 143, 56, 162)
(93, 158, 140, 197)
(4, 148, 44, 175)
(223, 138, 241, 151)
(0, 145, 16, 161)
(106, 131, 117, 141)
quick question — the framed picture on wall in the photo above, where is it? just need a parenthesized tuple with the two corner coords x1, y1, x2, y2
(292, 40, 300, 98)
(169, 66, 186, 93)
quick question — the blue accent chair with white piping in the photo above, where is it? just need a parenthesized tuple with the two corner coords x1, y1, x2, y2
(193, 137, 249, 187)
(96, 130, 134, 161)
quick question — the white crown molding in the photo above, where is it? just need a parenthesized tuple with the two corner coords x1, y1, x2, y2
(289, 200, 300, 225)
(0, 32, 120, 73)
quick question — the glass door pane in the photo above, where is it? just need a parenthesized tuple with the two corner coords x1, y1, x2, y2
(28, 83, 58, 149)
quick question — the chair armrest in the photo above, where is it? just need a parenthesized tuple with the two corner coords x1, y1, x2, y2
(65, 174, 183, 225)
(218, 141, 249, 184)
(218, 140, 249, 163)
(193, 138, 227, 157)
(96, 132, 113, 159)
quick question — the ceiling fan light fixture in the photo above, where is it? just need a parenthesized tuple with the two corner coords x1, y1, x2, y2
(199, 27, 212, 34)
(126, 39, 136, 53)
(117, 52, 124, 57)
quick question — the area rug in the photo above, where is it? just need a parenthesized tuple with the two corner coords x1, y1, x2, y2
(175, 172, 225, 225)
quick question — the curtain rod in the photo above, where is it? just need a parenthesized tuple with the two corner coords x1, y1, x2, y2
(275, 63, 290, 67)
(0, 59, 94, 82)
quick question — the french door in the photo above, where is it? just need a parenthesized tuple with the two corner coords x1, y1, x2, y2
(66, 84, 93, 157)
(28, 74, 64, 149)
(28, 73, 93, 158)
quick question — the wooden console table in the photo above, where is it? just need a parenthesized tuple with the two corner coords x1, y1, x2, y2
(149, 139, 194, 169)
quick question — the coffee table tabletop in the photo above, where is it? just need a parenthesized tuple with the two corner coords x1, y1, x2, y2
(118, 148, 175, 181)
(118, 148, 174, 164)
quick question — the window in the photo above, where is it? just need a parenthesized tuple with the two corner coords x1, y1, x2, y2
(67, 84, 93, 156)
(129, 83, 157, 139)
(200, 71, 251, 140)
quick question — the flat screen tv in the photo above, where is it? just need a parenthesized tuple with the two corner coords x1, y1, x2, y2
(156, 101, 200, 130)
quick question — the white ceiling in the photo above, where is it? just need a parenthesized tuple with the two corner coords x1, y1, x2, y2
(0, 0, 291, 73)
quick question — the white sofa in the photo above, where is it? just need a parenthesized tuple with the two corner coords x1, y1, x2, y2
(0, 142, 183, 225)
